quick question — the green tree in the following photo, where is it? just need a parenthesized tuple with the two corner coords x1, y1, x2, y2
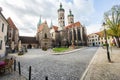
(104, 5, 120, 47)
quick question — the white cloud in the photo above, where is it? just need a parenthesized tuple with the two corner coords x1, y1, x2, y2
(0, 0, 95, 36)
(86, 23, 102, 35)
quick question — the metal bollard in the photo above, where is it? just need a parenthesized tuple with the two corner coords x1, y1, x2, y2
(18, 62, 21, 75)
(29, 66, 32, 80)
(45, 76, 48, 80)
(14, 59, 16, 71)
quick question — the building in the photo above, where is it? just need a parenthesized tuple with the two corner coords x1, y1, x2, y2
(36, 3, 87, 48)
(36, 21, 52, 49)
(0, 8, 8, 57)
(88, 31, 114, 47)
(19, 36, 38, 49)
(7, 17, 19, 52)
(87, 33, 101, 46)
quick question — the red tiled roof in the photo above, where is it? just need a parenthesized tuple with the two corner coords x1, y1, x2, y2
(65, 22, 81, 29)
(37, 21, 47, 32)
(95, 31, 104, 37)
(52, 26, 58, 31)
(7, 17, 18, 30)
(88, 31, 104, 37)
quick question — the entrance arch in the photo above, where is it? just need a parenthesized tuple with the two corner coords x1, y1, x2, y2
(27, 44, 32, 49)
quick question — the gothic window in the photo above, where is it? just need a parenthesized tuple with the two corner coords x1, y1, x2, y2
(73, 29, 76, 40)
(70, 31, 72, 41)
(45, 33, 47, 38)
(78, 29, 81, 40)
(45, 43, 47, 45)
(0, 40, 2, 49)
(2, 23, 4, 32)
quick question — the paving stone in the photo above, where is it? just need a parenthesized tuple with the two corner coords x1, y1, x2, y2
(84, 47, 120, 80)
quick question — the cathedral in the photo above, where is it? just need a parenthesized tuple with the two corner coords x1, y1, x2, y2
(36, 3, 87, 49)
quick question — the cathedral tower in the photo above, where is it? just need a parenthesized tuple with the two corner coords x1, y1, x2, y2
(58, 3, 65, 28)
(67, 9, 74, 24)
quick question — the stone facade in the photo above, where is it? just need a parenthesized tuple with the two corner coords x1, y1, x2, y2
(7, 17, 19, 52)
(0, 9, 8, 57)
(19, 36, 38, 49)
(37, 21, 52, 49)
(36, 3, 87, 48)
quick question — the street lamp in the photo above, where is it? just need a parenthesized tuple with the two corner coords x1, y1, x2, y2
(102, 22, 111, 62)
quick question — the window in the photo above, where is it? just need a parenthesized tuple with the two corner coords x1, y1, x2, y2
(52, 33, 53, 37)
(0, 40, 2, 49)
(45, 43, 47, 45)
(4, 36, 7, 42)
(2, 23, 4, 32)
(44, 33, 47, 38)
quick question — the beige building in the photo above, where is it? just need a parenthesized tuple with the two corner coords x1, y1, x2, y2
(36, 3, 87, 48)
(0, 8, 8, 57)
(7, 17, 19, 52)
(36, 21, 52, 49)
(88, 31, 114, 47)
(50, 3, 87, 47)
(19, 36, 38, 49)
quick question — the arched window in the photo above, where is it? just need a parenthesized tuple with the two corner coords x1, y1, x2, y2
(45, 33, 47, 38)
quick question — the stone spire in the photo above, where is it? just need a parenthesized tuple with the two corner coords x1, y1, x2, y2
(50, 19, 53, 28)
(37, 16, 41, 28)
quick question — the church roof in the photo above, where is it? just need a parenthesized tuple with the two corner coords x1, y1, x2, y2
(7, 17, 18, 30)
(65, 22, 81, 29)
(19, 36, 38, 44)
(37, 21, 47, 32)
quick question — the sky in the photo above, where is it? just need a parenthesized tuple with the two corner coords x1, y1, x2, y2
(0, 0, 120, 36)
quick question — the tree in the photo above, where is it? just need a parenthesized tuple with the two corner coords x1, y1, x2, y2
(104, 5, 120, 48)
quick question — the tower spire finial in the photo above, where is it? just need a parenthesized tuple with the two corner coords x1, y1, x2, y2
(60, 3, 62, 9)
(37, 15, 42, 28)
(50, 19, 53, 27)
(69, 9, 72, 15)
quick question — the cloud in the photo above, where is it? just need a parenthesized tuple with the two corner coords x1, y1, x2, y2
(0, 0, 95, 36)
(86, 23, 102, 35)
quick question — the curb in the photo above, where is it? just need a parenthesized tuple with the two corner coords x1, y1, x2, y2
(80, 47, 100, 80)
(52, 47, 88, 55)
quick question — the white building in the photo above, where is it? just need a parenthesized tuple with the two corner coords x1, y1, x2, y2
(88, 33, 101, 46)
(0, 8, 8, 58)
(88, 31, 114, 47)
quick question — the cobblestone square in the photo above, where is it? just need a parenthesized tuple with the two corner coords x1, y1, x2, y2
(10, 47, 98, 80)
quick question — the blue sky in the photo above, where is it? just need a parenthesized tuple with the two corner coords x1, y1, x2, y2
(93, 0, 120, 23)
(0, 0, 120, 36)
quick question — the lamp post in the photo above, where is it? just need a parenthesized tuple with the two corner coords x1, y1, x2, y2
(102, 22, 111, 62)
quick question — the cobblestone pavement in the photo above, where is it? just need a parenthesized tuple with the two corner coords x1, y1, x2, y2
(0, 71, 26, 80)
(8, 47, 98, 80)
(84, 47, 120, 80)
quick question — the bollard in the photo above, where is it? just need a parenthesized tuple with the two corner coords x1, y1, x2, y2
(14, 59, 16, 71)
(45, 76, 48, 80)
(18, 62, 21, 75)
(29, 66, 31, 80)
